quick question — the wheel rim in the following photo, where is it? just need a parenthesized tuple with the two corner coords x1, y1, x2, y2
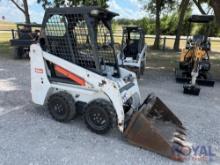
(54, 103, 65, 115)
(87, 108, 109, 131)
(50, 99, 66, 117)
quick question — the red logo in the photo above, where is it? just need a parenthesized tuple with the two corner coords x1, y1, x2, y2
(35, 68, 43, 74)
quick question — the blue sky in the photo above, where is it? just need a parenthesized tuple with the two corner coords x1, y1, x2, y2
(107, 0, 146, 19)
(0, 0, 202, 23)
(0, 0, 45, 23)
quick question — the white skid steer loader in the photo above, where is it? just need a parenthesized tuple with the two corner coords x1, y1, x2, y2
(30, 7, 191, 161)
(117, 26, 147, 78)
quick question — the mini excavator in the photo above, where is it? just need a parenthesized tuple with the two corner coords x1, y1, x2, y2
(175, 15, 215, 95)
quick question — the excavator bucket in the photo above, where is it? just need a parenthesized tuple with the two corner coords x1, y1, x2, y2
(183, 84, 200, 96)
(124, 94, 191, 161)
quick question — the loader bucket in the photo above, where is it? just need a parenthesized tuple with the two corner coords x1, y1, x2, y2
(124, 94, 191, 161)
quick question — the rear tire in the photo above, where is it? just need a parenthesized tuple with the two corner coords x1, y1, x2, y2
(13, 47, 23, 59)
(48, 92, 76, 122)
(140, 61, 145, 75)
(84, 99, 116, 134)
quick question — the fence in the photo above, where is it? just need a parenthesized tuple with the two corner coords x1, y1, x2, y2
(113, 33, 220, 52)
(0, 29, 220, 52)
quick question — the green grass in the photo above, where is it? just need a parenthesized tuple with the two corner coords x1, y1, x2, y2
(0, 42, 12, 57)
(146, 50, 220, 80)
(146, 51, 178, 71)
(0, 32, 13, 57)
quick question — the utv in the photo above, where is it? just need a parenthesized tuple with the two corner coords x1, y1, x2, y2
(10, 23, 41, 59)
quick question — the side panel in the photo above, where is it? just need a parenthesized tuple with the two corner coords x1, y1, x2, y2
(180, 49, 193, 62)
(119, 67, 141, 107)
(137, 44, 147, 65)
(30, 44, 51, 105)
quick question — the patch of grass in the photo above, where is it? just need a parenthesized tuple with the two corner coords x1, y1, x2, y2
(146, 50, 178, 71)
(147, 50, 220, 80)
(0, 41, 12, 57)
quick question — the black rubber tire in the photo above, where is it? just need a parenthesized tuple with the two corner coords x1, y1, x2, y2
(140, 61, 145, 75)
(84, 99, 116, 134)
(48, 92, 76, 122)
(136, 70, 141, 79)
(13, 47, 23, 59)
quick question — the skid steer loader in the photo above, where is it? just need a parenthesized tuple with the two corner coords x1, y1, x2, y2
(175, 15, 215, 95)
(30, 7, 191, 161)
(117, 26, 147, 79)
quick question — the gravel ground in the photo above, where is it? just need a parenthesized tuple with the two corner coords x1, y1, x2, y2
(0, 55, 220, 165)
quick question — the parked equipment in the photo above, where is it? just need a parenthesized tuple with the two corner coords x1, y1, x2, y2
(10, 23, 41, 59)
(175, 15, 215, 95)
(117, 26, 147, 78)
(30, 7, 190, 160)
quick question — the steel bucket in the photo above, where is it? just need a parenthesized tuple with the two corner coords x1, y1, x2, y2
(124, 94, 191, 161)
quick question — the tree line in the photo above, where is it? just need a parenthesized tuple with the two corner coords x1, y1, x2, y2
(3, 0, 220, 51)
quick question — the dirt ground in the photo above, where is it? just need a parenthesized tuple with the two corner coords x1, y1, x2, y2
(0, 51, 220, 165)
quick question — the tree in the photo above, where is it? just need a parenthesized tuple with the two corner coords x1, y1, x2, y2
(193, 0, 206, 14)
(212, 1, 220, 25)
(37, 0, 109, 8)
(203, 0, 220, 25)
(9, 0, 30, 23)
(142, 0, 175, 49)
(153, 0, 162, 49)
(194, 0, 220, 25)
(173, 0, 190, 51)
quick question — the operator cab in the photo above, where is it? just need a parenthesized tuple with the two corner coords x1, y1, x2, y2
(186, 15, 214, 51)
(39, 7, 120, 79)
(121, 26, 145, 60)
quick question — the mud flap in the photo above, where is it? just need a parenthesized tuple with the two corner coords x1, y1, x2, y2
(124, 94, 191, 161)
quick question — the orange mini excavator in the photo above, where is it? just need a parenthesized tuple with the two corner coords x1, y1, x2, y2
(175, 15, 215, 95)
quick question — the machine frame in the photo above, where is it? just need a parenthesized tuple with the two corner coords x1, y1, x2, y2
(30, 7, 191, 160)
(31, 7, 141, 132)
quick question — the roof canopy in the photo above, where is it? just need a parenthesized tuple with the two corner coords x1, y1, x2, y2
(188, 15, 214, 23)
(45, 6, 118, 20)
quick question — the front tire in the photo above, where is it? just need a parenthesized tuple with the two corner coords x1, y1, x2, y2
(84, 99, 116, 134)
(48, 92, 76, 122)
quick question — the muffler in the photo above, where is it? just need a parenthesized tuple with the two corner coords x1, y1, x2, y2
(124, 94, 191, 161)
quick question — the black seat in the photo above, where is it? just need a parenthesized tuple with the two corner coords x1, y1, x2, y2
(192, 35, 206, 44)
(124, 40, 139, 60)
